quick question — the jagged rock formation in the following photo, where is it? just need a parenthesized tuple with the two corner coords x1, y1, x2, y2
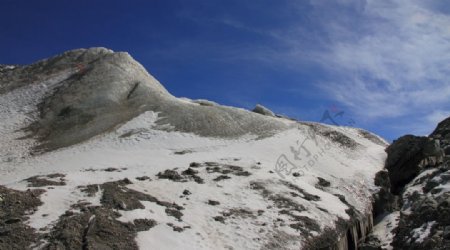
(365, 116, 450, 249)
(0, 48, 389, 249)
(385, 135, 444, 194)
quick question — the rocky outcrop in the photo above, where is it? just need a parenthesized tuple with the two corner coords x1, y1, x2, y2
(25, 49, 171, 152)
(431, 117, 450, 139)
(385, 135, 444, 194)
(372, 170, 396, 218)
(0, 186, 45, 249)
(252, 104, 275, 117)
(0, 48, 289, 152)
(392, 163, 450, 249)
(366, 115, 450, 249)
(0, 48, 114, 95)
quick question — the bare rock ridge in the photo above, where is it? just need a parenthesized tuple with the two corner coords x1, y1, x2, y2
(0, 47, 288, 152)
(363, 115, 450, 249)
(23, 48, 172, 152)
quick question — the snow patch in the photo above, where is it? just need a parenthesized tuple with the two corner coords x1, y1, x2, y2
(411, 221, 436, 243)
(371, 211, 400, 250)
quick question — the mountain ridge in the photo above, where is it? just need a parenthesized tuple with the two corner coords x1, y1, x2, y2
(0, 48, 394, 250)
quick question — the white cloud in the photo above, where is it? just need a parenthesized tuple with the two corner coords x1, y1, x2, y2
(314, 1, 450, 121)
(173, 1, 450, 135)
(426, 110, 450, 126)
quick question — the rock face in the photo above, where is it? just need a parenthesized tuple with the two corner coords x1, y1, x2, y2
(0, 48, 389, 250)
(385, 135, 444, 194)
(431, 117, 450, 138)
(372, 170, 396, 218)
(0, 186, 45, 249)
(0, 48, 288, 152)
(25, 48, 171, 152)
(366, 115, 450, 249)
(252, 104, 275, 117)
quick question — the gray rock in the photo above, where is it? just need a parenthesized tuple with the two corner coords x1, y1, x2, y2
(431, 116, 450, 139)
(358, 244, 382, 250)
(252, 104, 275, 117)
(7, 48, 290, 152)
(25, 49, 169, 152)
(0, 47, 113, 94)
(192, 99, 218, 106)
(444, 226, 450, 240)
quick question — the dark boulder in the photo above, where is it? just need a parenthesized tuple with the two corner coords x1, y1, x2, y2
(385, 135, 443, 194)
(444, 146, 450, 156)
(372, 170, 396, 218)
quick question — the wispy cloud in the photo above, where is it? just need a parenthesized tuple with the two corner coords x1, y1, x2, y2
(217, 0, 450, 134)
(315, 0, 450, 118)
(170, 1, 450, 136)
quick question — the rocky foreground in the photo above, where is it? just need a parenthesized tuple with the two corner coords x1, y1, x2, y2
(361, 117, 450, 249)
(0, 48, 448, 249)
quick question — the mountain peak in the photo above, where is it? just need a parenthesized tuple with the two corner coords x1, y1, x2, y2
(2, 48, 288, 152)
(0, 48, 394, 250)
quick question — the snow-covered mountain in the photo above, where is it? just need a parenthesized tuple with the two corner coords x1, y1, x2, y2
(0, 48, 390, 249)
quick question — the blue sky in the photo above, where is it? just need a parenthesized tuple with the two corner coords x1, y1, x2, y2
(1, 0, 449, 141)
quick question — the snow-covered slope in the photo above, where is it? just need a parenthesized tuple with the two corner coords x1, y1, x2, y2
(0, 48, 388, 250)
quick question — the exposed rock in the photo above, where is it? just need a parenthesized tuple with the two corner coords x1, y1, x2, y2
(207, 200, 220, 206)
(81, 179, 184, 214)
(282, 181, 321, 201)
(213, 175, 231, 182)
(213, 216, 225, 223)
(0, 48, 113, 95)
(205, 163, 251, 176)
(0, 186, 45, 250)
(372, 170, 396, 218)
(165, 208, 183, 221)
(375, 115, 450, 250)
(133, 219, 157, 232)
(25, 173, 66, 187)
(174, 149, 193, 155)
(0, 48, 293, 153)
(157, 169, 184, 182)
(444, 146, 450, 156)
(181, 167, 198, 175)
(25, 49, 170, 152)
(166, 223, 186, 232)
(431, 116, 450, 139)
(385, 135, 443, 194)
(44, 206, 138, 250)
(192, 99, 218, 106)
(316, 177, 331, 188)
(317, 129, 359, 149)
(252, 104, 275, 117)
(157, 167, 205, 184)
(358, 129, 389, 147)
(136, 176, 151, 181)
